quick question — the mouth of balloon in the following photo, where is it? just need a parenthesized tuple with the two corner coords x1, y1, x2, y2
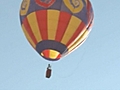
(40, 49, 61, 61)
(36, 40, 68, 61)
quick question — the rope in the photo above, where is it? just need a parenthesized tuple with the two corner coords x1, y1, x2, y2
(53, 46, 87, 79)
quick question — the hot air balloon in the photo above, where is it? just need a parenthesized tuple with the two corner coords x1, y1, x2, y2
(20, 0, 94, 78)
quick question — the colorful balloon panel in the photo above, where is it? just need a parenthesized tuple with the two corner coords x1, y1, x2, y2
(20, 0, 94, 61)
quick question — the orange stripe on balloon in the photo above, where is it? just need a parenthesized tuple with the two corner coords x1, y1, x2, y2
(55, 12, 71, 42)
(23, 18, 37, 45)
(36, 10, 48, 40)
(66, 22, 85, 46)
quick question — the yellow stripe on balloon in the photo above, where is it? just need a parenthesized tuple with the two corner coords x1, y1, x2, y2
(61, 16, 81, 45)
(47, 10, 60, 40)
(22, 24, 36, 48)
(68, 30, 89, 52)
(27, 12, 42, 42)
(63, 0, 83, 13)
(61, 29, 88, 57)
(49, 50, 60, 59)
(67, 26, 85, 49)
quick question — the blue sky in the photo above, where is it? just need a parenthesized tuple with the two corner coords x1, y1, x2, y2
(0, 0, 120, 90)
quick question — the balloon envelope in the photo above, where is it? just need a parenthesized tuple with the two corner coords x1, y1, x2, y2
(20, 0, 94, 61)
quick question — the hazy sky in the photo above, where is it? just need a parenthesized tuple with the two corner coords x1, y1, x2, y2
(0, 0, 120, 90)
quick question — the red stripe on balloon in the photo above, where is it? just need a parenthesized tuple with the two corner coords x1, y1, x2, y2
(43, 50, 50, 58)
(66, 22, 86, 46)
(55, 12, 71, 42)
(36, 10, 48, 40)
(87, 1, 92, 23)
(35, 0, 55, 8)
(56, 54, 61, 59)
(23, 18, 37, 45)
